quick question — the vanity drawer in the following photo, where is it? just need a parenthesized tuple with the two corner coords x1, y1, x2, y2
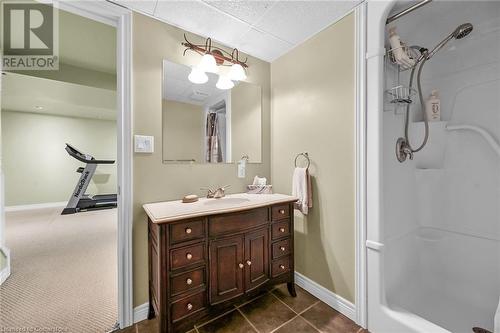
(171, 243, 206, 270)
(171, 291, 206, 323)
(209, 208, 268, 237)
(170, 267, 206, 297)
(170, 219, 205, 245)
(272, 256, 292, 277)
(271, 204, 290, 221)
(272, 238, 291, 259)
(271, 220, 291, 240)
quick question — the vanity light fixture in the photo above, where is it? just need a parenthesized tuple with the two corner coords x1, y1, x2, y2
(182, 34, 248, 88)
(188, 66, 208, 84)
(216, 74, 234, 90)
(228, 49, 247, 81)
(199, 53, 218, 74)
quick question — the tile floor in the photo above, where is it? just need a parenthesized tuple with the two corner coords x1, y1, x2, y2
(119, 284, 368, 333)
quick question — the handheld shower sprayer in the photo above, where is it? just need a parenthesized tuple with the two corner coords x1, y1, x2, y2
(427, 23, 473, 59)
(396, 23, 473, 163)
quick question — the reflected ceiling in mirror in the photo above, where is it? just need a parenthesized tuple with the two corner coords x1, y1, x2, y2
(162, 60, 262, 164)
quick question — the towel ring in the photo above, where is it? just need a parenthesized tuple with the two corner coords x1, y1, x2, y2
(294, 152, 310, 168)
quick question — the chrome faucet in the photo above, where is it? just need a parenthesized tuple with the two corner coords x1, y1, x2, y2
(201, 185, 231, 199)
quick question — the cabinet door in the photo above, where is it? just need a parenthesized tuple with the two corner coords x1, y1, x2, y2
(244, 227, 269, 292)
(209, 235, 244, 304)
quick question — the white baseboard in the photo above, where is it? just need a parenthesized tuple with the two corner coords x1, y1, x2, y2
(133, 302, 149, 324)
(295, 271, 356, 322)
(0, 247, 11, 286)
(5, 201, 67, 212)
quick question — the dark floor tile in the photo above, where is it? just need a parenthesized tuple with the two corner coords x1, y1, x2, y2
(274, 316, 318, 333)
(197, 309, 257, 333)
(301, 302, 360, 333)
(136, 317, 159, 333)
(272, 284, 319, 313)
(239, 293, 296, 333)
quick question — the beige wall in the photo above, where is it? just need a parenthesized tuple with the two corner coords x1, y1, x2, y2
(1, 111, 117, 206)
(271, 14, 356, 302)
(162, 100, 204, 163)
(231, 83, 262, 163)
(132, 13, 271, 307)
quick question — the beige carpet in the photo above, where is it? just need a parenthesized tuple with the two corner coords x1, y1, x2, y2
(0, 207, 117, 333)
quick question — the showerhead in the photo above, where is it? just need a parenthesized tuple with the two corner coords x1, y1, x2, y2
(427, 23, 473, 59)
(454, 23, 473, 39)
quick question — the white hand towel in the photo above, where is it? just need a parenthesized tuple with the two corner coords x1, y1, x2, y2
(292, 167, 312, 215)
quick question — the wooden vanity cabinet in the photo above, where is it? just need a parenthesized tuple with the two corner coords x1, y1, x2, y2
(146, 201, 296, 333)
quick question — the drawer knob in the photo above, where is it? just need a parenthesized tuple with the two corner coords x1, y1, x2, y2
(238, 263, 244, 269)
(246, 260, 252, 266)
(186, 303, 193, 311)
(279, 227, 285, 233)
(186, 253, 193, 260)
(280, 246, 286, 252)
(279, 209, 285, 214)
(185, 227, 192, 234)
(280, 264, 286, 270)
(186, 278, 193, 285)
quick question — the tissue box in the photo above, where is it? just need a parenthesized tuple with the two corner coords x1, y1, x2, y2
(246, 185, 273, 194)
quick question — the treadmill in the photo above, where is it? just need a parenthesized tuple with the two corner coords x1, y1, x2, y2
(62, 143, 117, 215)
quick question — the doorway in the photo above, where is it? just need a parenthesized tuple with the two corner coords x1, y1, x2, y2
(0, 1, 133, 331)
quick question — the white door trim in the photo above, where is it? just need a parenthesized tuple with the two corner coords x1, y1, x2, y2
(354, 2, 367, 329)
(56, 0, 134, 328)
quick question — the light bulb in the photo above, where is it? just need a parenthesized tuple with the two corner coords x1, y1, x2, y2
(228, 63, 246, 81)
(199, 53, 218, 73)
(188, 66, 208, 84)
(216, 74, 234, 90)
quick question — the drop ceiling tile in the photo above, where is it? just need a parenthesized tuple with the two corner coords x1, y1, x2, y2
(154, 0, 251, 46)
(237, 27, 294, 62)
(202, 0, 276, 25)
(254, 0, 361, 45)
(113, 0, 158, 14)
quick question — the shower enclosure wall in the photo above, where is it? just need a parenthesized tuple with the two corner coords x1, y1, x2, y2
(366, 1, 500, 333)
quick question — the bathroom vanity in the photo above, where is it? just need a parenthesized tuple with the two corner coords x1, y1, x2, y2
(143, 193, 298, 332)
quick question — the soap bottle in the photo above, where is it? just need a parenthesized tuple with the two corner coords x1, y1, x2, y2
(425, 89, 441, 121)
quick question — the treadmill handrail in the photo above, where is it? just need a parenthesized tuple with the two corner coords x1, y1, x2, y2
(65, 144, 115, 164)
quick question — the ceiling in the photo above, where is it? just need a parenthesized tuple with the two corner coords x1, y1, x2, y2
(2, 73, 117, 120)
(112, 0, 362, 62)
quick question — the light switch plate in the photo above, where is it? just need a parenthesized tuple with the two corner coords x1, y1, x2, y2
(134, 135, 154, 153)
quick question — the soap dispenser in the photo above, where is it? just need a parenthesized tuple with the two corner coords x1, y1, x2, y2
(425, 89, 441, 121)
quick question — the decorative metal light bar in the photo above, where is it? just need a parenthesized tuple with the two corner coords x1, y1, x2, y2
(182, 34, 248, 89)
(182, 34, 248, 68)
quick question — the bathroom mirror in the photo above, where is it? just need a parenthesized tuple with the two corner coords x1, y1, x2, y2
(162, 60, 262, 164)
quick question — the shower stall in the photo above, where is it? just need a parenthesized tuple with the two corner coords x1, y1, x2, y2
(366, 1, 500, 332)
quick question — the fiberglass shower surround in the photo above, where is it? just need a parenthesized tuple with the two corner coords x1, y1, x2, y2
(366, 1, 500, 333)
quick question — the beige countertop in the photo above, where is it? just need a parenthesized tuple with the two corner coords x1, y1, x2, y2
(143, 193, 298, 224)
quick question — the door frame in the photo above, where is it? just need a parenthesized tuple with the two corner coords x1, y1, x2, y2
(55, 0, 134, 328)
(354, 2, 367, 329)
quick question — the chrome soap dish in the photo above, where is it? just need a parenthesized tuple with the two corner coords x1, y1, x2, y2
(386, 85, 417, 104)
(386, 44, 421, 72)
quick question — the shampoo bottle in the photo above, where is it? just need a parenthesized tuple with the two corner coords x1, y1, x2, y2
(426, 89, 441, 121)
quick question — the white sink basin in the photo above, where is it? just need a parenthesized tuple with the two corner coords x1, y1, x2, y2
(203, 197, 251, 206)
